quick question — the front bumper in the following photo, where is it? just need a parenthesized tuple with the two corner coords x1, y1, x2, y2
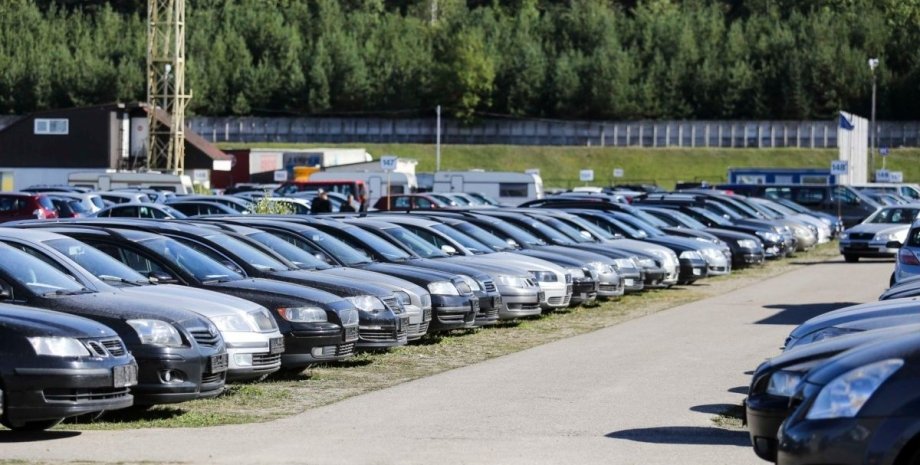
(224, 330, 283, 382)
(840, 240, 899, 258)
(736, 249, 765, 267)
(639, 267, 667, 289)
(358, 314, 409, 349)
(678, 257, 709, 283)
(496, 285, 542, 319)
(429, 294, 479, 332)
(746, 393, 794, 462)
(3, 360, 137, 424)
(280, 324, 357, 368)
(130, 344, 226, 405)
(404, 304, 432, 341)
(473, 290, 502, 327)
(536, 281, 569, 311)
(569, 279, 597, 306)
(777, 416, 906, 465)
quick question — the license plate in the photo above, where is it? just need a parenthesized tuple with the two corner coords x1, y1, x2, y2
(849, 242, 868, 250)
(209, 353, 229, 373)
(113, 364, 138, 388)
(624, 279, 634, 286)
(692, 268, 702, 276)
(580, 292, 587, 300)
(269, 337, 285, 354)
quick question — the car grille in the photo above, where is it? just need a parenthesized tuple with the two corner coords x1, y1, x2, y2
(190, 329, 221, 347)
(476, 306, 499, 321)
(406, 321, 430, 338)
(482, 280, 497, 292)
(599, 284, 621, 292)
(849, 232, 874, 240)
(252, 353, 281, 368)
(316, 342, 355, 358)
(382, 296, 403, 314)
(201, 372, 224, 385)
(507, 302, 541, 311)
(344, 326, 359, 342)
(100, 339, 126, 356)
(548, 295, 572, 305)
(360, 328, 401, 342)
(43, 387, 131, 402)
(439, 313, 467, 322)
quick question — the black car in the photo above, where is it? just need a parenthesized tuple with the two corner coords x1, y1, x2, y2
(87, 219, 409, 350)
(0, 304, 137, 431)
(0, 243, 225, 405)
(216, 217, 479, 333)
(783, 298, 920, 351)
(11, 224, 360, 369)
(776, 332, 920, 465)
(746, 324, 920, 461)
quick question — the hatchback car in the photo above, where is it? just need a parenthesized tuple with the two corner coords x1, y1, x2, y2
(0, 304, 137, 431)
(0, 193, 58, 222)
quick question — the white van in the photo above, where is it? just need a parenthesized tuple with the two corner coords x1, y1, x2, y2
(307, 170, 418, 206)
(68, 171, 194, 194)
(432, 171, 544, 206)
(852, 183, 920, 202)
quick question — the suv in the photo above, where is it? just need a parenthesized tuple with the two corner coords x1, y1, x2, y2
(0, 193, 58, 222)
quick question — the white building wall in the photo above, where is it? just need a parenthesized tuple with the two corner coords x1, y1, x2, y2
(837, 111, 868, 185)
(0, 167, 107, 190)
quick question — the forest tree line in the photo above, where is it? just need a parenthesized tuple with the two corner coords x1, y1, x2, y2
(1, 0, 918, 121)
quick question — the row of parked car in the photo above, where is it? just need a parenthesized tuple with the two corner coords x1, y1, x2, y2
(0, 185, 836, 432)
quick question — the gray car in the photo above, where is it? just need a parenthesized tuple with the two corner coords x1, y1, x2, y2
(839, 204, 919, 262)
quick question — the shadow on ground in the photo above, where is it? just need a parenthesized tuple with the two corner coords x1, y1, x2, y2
(0, 430, 81, 442)
(691, 403, 743, 416)
(728, 386, 749, 395)
(755, 302, 859, 325)
(605, 426, 748, 446)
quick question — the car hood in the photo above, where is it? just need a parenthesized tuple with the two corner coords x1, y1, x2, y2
(317, 267, 428, 297)
(210, 278, 343, 305)
(790, 297, 920, 340)
(39, 290, 204, 324)
(0, 304, 117, 338)
(120, 284, 265, 318)
(469, 252, 566, 275)
(272, 269, 393, 297)
(846, 223, 909, 236)
(805, 331, 920, 386)
(362, 262, 459, 284)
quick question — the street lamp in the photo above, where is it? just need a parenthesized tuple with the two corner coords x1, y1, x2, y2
(869, 58, 879, 177)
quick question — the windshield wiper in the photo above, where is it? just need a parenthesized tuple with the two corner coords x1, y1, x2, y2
(201, 274, 232, 284)
(46, 288, 94, 296)
(98, 274, 144, 286)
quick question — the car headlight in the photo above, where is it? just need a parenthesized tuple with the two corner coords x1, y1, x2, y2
(27, 337, 91, 357)
(346, 295, 386, 313)
(566, 267, 586, 279)
(277, 307, 327, 323)
(806, 359, 903, 420)
(394, 291, 411, 306)
(679, 250, 702, 260)
(650, 249, 674, 266)
(339, 308, 360, 326)
(126, 319, 184, 347)
(701, 248, 723, 260)
(766, 370, 804, 397)
(453, 279, 473, 295)
(420, 293, 432, 309)
(755, 231, 781, 243)
(839, 232, 849, 240)
(587, 261, 614, 275)
(876, 232, 901, 242)
(612, 258, 635, 271)
(496, 274, 531, 288)
(635, 257, 656, 269)
(427, 280, 459, 296)
(250, 308, 278, 331)
(737, 239, 759, 249)
(529, 270, 558, 282)
(457, 275, 481, 292)
(211, 314, 258, 332)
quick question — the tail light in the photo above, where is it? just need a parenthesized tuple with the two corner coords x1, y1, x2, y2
(33, 209, 46, 219)
(899, 248, 920, 266)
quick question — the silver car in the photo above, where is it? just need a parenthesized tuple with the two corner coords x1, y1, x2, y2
(839, 205, 918, 262)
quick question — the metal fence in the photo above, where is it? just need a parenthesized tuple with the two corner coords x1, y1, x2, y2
(185, 117, 920, 148)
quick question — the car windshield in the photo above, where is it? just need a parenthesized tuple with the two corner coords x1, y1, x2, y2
(343, 226, 413, 261)
(297, 228, 373, 265)
(773, 198, 810, 214)
(204, 233, 290, 272)
(628, 207, 672, 228)
(542, 217, 593, 243)
(689, 206, 733, 226)
(665, 209, 708, 229)
(865, 207, 920, 224)
(432, 224, 491, 254)
(514, 217, 575, 245)
(45, 238, 149, 286)
(380, 226, 449, 259)
(245, 232, 331, 270)
(744, 201, 780, 219)
(0, 246, 91, 296)
(590, 214, 646, 239)
(452, 222, 515, 251)
(563, 215, 616, 240)
(757, 200, 797, 216)
(140, 237, 243, 283)
(613, 214, 664, 237)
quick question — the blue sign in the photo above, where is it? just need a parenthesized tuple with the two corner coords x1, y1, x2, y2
(880, 147, 890, 157)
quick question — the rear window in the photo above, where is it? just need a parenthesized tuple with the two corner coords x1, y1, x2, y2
(37, 196, 55, 210)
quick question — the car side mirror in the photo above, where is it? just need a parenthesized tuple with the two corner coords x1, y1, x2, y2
(0, 288, 11, 300)
(315, 253, 332, 264)
(221, 260, 244, 275)
(147, 270, 178, 284)
(887, 240, 903, 249)
(612, 233, 625, 239)
(441, 245, 458, 255)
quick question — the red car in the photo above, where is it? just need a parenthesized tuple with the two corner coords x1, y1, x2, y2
(0, 193, 58, 222)
(373, 194, 450, 211)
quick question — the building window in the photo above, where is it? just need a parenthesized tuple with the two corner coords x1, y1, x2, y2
(34, 118, 69, 135)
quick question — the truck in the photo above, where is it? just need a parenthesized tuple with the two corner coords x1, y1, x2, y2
(431, 170, 544, 206)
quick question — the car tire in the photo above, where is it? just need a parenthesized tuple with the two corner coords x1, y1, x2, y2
(844, 254, 859, 263)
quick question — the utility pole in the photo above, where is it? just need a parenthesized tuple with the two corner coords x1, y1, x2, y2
(436, 105, 441, 172)
(869, 57, 879, 180)
(146, 0, 190, 174)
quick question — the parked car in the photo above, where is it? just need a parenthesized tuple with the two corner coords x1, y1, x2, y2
(36, 192, 106, 214)
(94, 191, 151, 205)
(0, 304, 137, 430)
(0, 193, 58, 222)
(10, 224, 360, 370)
(164, 200, 242, 217)
(0, 242, 227, 405)
(776, 332, 920, 465)
(373, 194, 451, 211)
(839, 205, 918, 263)
(93, 203, 188, 219)
(0, 228, 284, 381)
(716, 183, 882, 228)
(892, 218, 920, 284)
(783, 298, 920, 351)
(47, 195, 92, 218)
(174, 195, 254, 214)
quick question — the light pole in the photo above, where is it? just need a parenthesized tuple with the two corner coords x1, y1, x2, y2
(869, 57, 879, 179)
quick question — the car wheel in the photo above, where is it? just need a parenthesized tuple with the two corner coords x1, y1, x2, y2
(844, 254, 859, 263)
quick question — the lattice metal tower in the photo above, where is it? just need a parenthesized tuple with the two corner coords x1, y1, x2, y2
(146, 0, 190, 174)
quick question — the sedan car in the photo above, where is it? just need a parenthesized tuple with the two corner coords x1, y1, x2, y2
(0, 304, 137, 431)
(777, 332, 920, 465)
(839, 205, 918, 263)
(93, 203, 188, 219)
(783, 297, 920, 351)
(0, 243, 227, 405)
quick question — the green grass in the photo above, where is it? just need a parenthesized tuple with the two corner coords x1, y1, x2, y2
(216, 143, 920, 190)
(28, 243, 841, 431)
